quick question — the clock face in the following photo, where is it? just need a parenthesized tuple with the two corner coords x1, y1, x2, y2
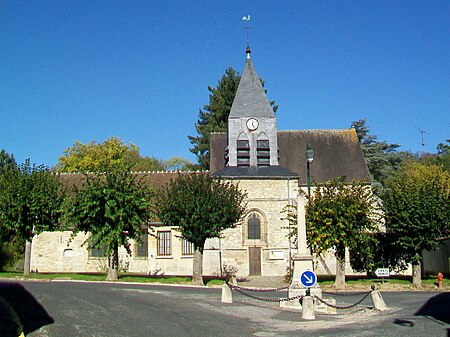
(246, 118, 259, 131)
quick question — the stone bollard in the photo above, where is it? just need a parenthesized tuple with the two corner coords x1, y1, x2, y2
(301, 296, 315, 320)
(221, 283, 233, 303)
(232, 275, 237, 286)
(371, 290, 388, 311)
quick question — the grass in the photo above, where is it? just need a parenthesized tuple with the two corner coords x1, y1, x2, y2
(0, 271, 223, 286)
(318, 274, 450, 288)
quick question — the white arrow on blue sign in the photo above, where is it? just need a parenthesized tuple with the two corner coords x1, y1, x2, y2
(300, 270, 317, 288)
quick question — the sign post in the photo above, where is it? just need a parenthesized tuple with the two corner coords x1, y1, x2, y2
(300, 270, 317, 288)
(375, 268, 390, 285)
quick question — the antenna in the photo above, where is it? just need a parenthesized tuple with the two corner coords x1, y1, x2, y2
(415, 126, 430, 159)
(242, 15, 252, 56)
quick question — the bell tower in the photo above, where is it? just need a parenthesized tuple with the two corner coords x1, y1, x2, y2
(226, 48, 279, 167)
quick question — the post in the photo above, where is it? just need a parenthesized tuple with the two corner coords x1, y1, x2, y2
(221, 283, 233, 303)
(301, 296, 315, 320)
(371, 290, 388, 311)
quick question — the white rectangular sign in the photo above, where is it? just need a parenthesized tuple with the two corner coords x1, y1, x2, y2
(375, 268, 390, 277)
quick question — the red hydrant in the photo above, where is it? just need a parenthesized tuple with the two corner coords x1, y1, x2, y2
(437, 272, 444, 289)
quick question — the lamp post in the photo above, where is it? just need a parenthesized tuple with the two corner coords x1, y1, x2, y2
(306, 144, 314, 198)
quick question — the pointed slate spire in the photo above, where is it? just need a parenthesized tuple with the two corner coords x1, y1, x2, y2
(229, 57, 275, 119)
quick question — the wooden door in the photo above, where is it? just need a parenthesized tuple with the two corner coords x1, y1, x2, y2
(249, 247, 261, 276)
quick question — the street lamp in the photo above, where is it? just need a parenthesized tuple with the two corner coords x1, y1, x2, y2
(306, 144, 314, 198)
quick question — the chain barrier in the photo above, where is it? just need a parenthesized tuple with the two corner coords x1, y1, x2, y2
(314, 291, 372, 309)
(322, 290, 370, 297)
(226, 279, 302, 303)
(225, 279, 290, 292)
(225, 280, 373, 310)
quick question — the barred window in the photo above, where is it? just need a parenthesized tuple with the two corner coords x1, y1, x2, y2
(182, 239, 194, 256)
(248, 213, 261, 240)
(157, 231, 171, 256)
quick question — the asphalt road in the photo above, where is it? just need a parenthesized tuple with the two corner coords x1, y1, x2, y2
(3, 280, 449, 337)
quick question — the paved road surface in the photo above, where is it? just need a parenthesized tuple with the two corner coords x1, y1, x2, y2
(3, 280, 448, 336)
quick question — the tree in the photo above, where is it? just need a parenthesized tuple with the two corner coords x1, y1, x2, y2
(57, 136, 165, 173)
(0, 149, 17, 173)
(426, 139, 450, 171)
(188, 67, 278, 170)
(351, 119, 413, 194)
(0, 160, 65, 274)
(383, 161, 450, 287)
(162, 156, 194, 171)
(157, 173, 247, 285)
(65, 167, 154, 281)
(305, 177, 380, 288)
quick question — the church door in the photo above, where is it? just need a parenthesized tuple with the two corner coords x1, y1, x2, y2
(249, 247, 261, 276)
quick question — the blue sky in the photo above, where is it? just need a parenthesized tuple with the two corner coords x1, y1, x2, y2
(1, 1, 449, 167)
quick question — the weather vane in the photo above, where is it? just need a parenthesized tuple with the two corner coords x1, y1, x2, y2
(242, 15, 252, 55)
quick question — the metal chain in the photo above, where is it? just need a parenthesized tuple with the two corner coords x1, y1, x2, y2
(322, 290, 370, 296)
(314, 291, 372, 309)
(225, 280, 373, 309)
(225, 280, 290, 292)
(231, 286, 305, 303)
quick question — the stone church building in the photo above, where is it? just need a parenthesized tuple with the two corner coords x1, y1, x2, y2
(30, 48, 369, 278)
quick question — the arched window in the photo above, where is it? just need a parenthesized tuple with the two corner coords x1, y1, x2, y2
(247, 213, 261, 240)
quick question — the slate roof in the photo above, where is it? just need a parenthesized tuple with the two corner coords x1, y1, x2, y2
(210, 128, 370, 185)
(229, 57, 275, 119)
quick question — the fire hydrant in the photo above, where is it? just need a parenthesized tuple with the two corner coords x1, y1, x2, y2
(437, 272, 444, 289)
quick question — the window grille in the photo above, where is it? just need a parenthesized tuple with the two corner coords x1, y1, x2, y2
(157, 231, 171, 256)
(182, 239, 194, 256)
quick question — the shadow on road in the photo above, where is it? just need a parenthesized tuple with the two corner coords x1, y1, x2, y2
(0, 282, 54, 336)
(415, 292, 450, 324)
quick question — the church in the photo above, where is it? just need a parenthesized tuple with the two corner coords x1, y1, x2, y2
(30, 47, 369, 278)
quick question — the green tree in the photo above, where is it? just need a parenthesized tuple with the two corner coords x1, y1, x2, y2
(383, 162, 450, 287)
(425, 139, 450, 171)
(65, 167, 154, 281)
(188, 67, 278, 170)
(0, 160, 65, 274)
(351, 119, 415, 194)
(57, 136, 165, 173)
(306, 177, 380, 288)
(157, 173, 247, 285)
(0, 150, 17, 173)
(162, 156, 194, 171)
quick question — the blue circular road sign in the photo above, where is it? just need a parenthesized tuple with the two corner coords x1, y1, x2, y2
(300, 270, 317, 288)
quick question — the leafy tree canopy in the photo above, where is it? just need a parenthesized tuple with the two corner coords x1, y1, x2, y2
(0, 160, 64, 243)
(351, 119, 414, 194)
(157, 173, 247, 283)
(306, 177, 380, 287)
(0, 149, 17, 173)
(383, 161, 450, 286)
(57, 136, 165, 173)
(425, 139, 450, 171)
(188, 66, 278, 170)
(65, 167, 155, 280)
